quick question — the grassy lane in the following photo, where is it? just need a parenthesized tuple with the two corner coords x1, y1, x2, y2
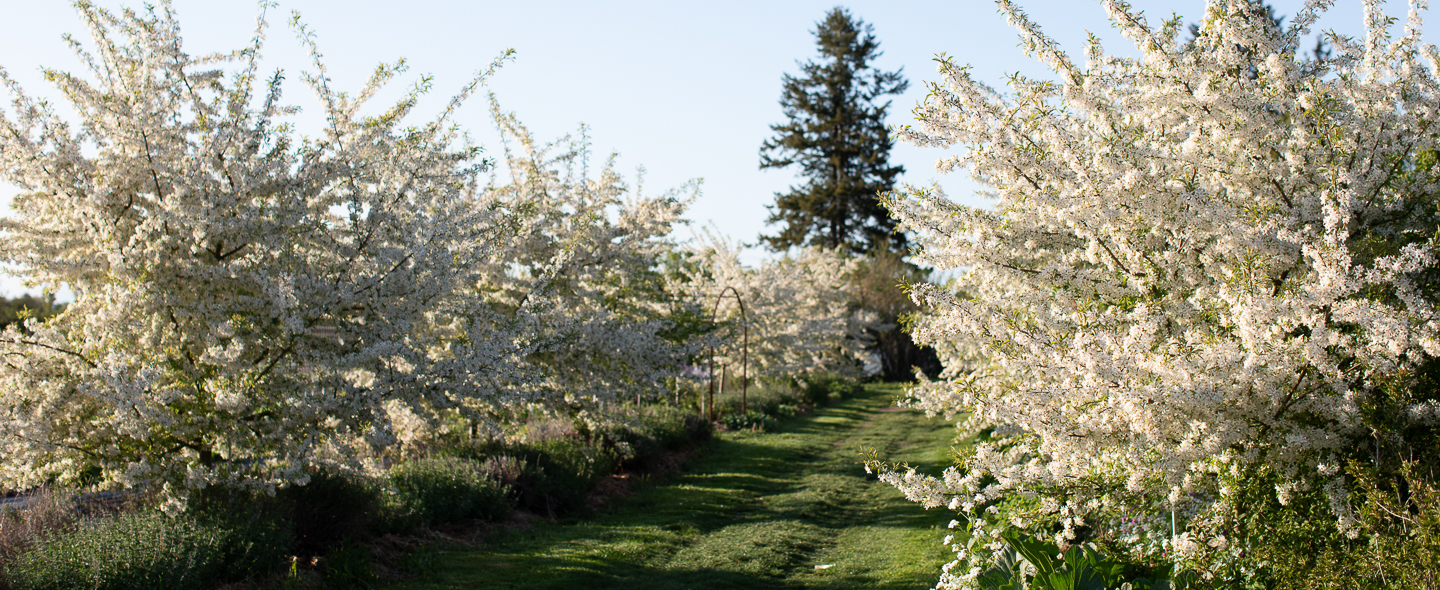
(384, 384, 958, 590)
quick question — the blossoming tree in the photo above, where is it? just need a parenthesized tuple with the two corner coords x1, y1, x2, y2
(0, 2, 524, 507)
(673, 237, 864, 382)
(464, 98, 700, 415)
(880, 0, 1440, 584)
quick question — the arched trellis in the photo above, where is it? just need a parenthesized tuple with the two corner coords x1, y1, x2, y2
(707, 286, 748, 422)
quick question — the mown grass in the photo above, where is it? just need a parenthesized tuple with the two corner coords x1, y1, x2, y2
(382, 383, 959, 590)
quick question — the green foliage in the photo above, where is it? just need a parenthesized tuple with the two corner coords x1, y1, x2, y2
(599, 406, 712, 472)
(1155, 356, 1440, 588)
(711, 379, 802, 416)
(1342, 462, 1440, 589)
(759, 7, 908, 254)
(721, 410, 777, 432)
(0, 294, 64, 330)
(387, 456, 511, 528)
(321, 537, 376, 589)
(798, 372, 861, 406)
(3, 508, 289, 590)
(1182, 459, 1440, 588)
(706, 377, 848, 431)
(975, 531, 1191, 590)
(275, 470, 385, 555)
(434, 406, 712, 519)
(511, 438, 621, 516)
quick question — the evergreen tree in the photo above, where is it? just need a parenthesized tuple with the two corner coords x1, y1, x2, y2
(759, 7, 907, 255)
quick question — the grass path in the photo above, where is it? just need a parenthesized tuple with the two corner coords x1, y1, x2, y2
(384, 384, 958, 590)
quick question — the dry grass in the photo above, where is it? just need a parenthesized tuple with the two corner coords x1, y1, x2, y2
(0, 486, 152, 590)
(0, 488, 76, 564)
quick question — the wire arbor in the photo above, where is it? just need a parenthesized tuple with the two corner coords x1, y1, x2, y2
(705, 286, 748, 422)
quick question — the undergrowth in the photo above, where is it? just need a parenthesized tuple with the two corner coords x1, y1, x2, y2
(0, 402, 716, 590)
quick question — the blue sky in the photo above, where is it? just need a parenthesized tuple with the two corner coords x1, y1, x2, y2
(0, 0, 1432, 297)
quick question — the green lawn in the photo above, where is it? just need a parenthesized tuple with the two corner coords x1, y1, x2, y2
(383, 384, 959, 590)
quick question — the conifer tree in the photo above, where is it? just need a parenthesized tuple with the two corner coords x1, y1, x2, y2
(760, 7, 907, 255)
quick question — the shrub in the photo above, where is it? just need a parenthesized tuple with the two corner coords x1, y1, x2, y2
(274, 470, 384, 555)
(796, 372, 859, 406)
(518, 418, 579, 445)
(414, 407, 710, 519)
(600, 407, 711, 472)
(479, 455, 524, 487)
(512, 439, 620, 516)
(721, 410, 777, 433)
(0, 489, 78, 562)
(668, 410, 715, 446)
(712, 380, 802, 417)
(388, 457, 511, 527)
(4, 508, 288, 590)
(321, 537, 376, 589)
(630, 407, 699, 450)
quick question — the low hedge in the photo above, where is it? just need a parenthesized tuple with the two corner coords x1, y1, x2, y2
(388, 456, 510, 528)
(509, 439, 620, 516)
(1, 404, 713, 589)
(4, 508, 289, 590)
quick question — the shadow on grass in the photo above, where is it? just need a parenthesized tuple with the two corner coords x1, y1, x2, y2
(425, 558, 802, 590)
(386, 385, 954, 590)
(423, 553, 935, 590)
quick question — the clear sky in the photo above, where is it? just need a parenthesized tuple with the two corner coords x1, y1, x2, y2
(0, 0, 1433, 297)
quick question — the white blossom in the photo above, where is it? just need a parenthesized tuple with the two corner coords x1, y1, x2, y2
(880, 0, 1440, 580)
(672, 235, 860, 380)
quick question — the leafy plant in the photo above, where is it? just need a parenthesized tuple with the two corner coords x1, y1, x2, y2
(321, 537, 375, 590)
(722, 410, 777, 432)
(511, 439, 620, 517)
(4, 508, 289, 590)
(387, 457, 511, 528)
(973, 531, 1189, 590)
(798, 372, 860, 406)
(275, 470, 384, 555)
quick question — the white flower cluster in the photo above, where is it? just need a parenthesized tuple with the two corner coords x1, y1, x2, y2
(0, 2, 700, 506)
(881, 0, 1440, 577)
(672, 236, 861, 381)
(459, 96, 700, 416)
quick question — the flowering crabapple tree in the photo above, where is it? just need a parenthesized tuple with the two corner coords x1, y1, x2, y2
(673, 236, 864, 382)
(880, 0, 1440, 584)
(0, 2, 524, 509)
(458, 98, 701, 419)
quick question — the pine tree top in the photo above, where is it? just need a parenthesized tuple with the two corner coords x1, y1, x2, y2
(759, 7, 908, 255)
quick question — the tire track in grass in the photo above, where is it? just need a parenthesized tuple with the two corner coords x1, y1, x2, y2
(382, 384, 957, 590)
